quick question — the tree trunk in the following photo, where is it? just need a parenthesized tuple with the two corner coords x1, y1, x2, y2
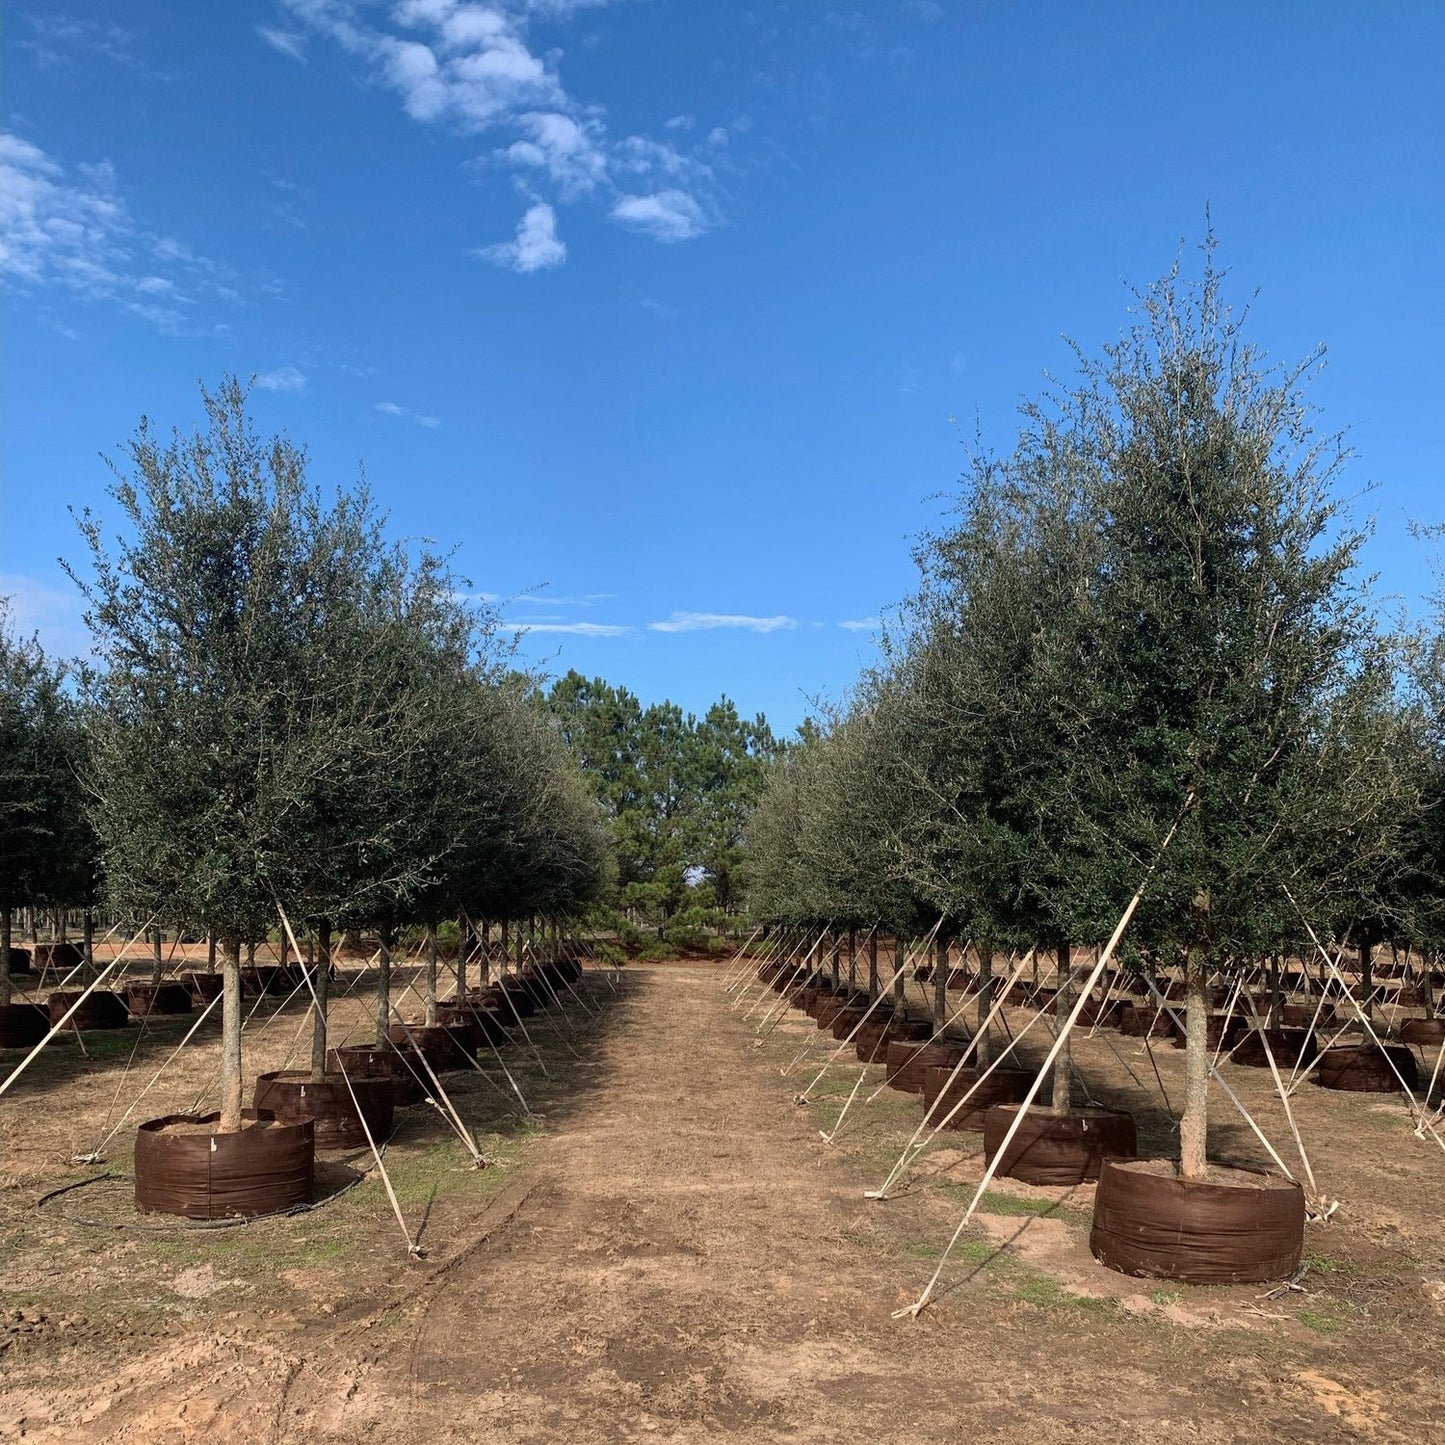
(892, 937, 905, 1015)
(977, 939, 995, 1067)
(83, 909, 94, 984)
(1360, 935, 1373, 1023)
(425, 924, 439, 1027)
(868, 931, 879, 997)
(1268, 954, 1282, 1029)
(207, 934, 217, 972)
(376, 928, 393, 1044)
(152, 927, 163, 985)
(847, 929, 856, 988)
(457, 916, 469, 997)
(500, 918, 510, 979)
(310, 919, 331, 1083)
(0, 909, 11, 1009)
(218, 937, 244, 1133)
(1051, 941, 1073, 1115)
(933, 932, 949, 1029)
(1179, 946, 1211, 1180)
(829, 931, 839, 988)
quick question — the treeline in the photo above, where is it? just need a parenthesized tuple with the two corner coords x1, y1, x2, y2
(744, 247, 1445, 1178)
(543, 671, 783, 949)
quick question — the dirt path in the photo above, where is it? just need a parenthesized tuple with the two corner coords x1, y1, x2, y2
(4, 964, 1441, 1443)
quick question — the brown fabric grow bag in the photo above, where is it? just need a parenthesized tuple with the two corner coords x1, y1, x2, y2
(125, 982, 193, 1017)
(386, 1022, 477, 1072)
(1117, 1004, 1155, 1037)
(48, 989, 130, 1030)
(242, 965, 293, 997)
(854, 1016, 930, 1063)
(498, 985, 536, 1019)
(1169, 1015, 1245, 1051)
(1076, 999, 1127, 1028)
(1279, 1003, 1335, 1030)
(252, 1070, 395, 1150)
(983, 1105, 1136, 1185)
(33, 942, 83, 972)
(922, 1065, 1033, 1131)
(1312, 1043, 1420, 1093)
(437, 1000, 510, 1046)
(830, 1005, 871, 1041)
(1400, 1018, 1445, 1047)
(0, 1002, 50, 1048)
(184, 971, 224, 1004)
(885, 1039, 967, 1095)
(134, 1110, 314, 1220)
(5, 946, 33, 975)
(1089, 1158, 1305, 1284)
(1230, 1028, 1317, 1069)
(330, 1044, 424, 1107)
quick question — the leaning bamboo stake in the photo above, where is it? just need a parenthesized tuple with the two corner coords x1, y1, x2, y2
(895, 797, 1192, 1318)
(338, 1056, 425, 1258)
(83, 987, 227, 1161)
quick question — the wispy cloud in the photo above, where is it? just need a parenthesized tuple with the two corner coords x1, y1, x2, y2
(522, 591, 616, 608)
(0, 132, 236, 332)
(838, 617, 880, 632)
(279, 0, 718, 265)
(477, 201, 565, 272)
(255, 364, 307, 393)
(20, 13, 143, 70)
(648, 612, 797, 634)
(257, 25, 309, 63)
(376, 400, 441, 427)
(515, 620, 632, 637)
(611, 189, 707, 243)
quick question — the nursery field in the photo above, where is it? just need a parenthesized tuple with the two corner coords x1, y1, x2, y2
(2, 959, 1442, 1444)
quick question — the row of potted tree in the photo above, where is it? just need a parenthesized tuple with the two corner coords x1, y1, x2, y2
(744, 243, 1444, 1282)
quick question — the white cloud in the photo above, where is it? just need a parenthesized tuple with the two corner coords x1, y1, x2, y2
(0, 132, 233, 331)
(376, 400, 441, 427)
(523, 591, 616, 607)
(20, 14, 142, 70)
(610, 190, 708, 242)
(648, 612, 797, 634)
(478, 201, 566, 272)
(257, 26, 308, 62)
(515, 620, 632, 636)
(255, 364, 307, 393)
(501, 111, 607, 197)
(281, 0, 717, 259)
(838, 617, 880, 632)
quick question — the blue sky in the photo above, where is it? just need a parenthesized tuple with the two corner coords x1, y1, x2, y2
(2, 1, 1442, 734)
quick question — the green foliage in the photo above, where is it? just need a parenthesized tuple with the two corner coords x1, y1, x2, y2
(544, 671, 779, 929)
(0, 603, 98, 917)
(71, 378, 609, 943)
(744, 239, 1416, 971)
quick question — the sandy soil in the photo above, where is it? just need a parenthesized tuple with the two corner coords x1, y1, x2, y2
(2, 959, 1442, 1443)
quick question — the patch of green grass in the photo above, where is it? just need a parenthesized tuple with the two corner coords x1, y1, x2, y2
(1150, 1288, 1184, 1306)
(931, 1182, 1090, 1228)
(1298, 1308, 1342, 1334)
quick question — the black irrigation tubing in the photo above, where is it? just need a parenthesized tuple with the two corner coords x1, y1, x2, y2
(32, 1159, 371, 1232)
